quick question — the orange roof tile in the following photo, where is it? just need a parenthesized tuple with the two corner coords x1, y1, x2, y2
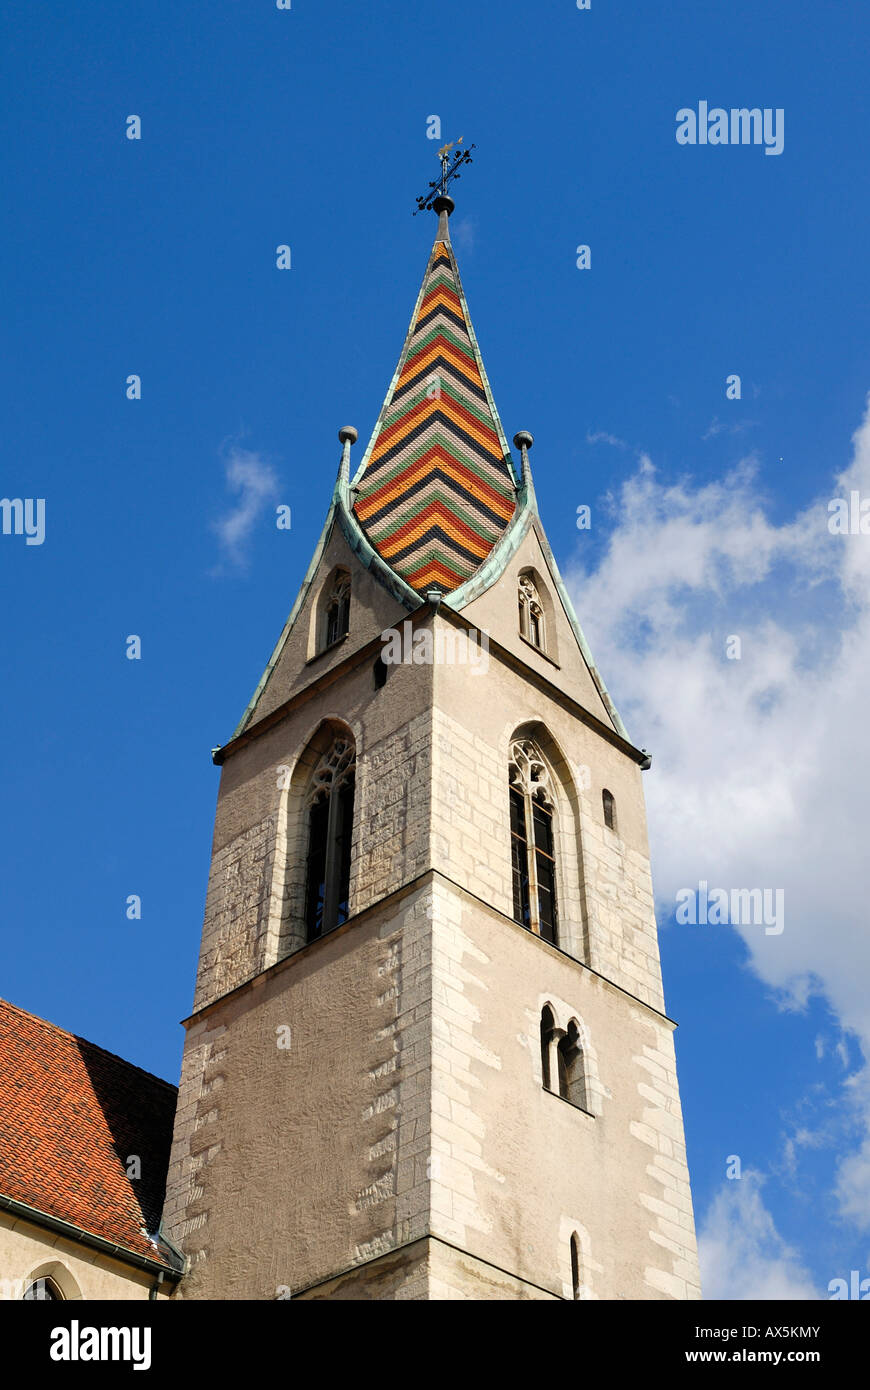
(0, 997, 178, 1268)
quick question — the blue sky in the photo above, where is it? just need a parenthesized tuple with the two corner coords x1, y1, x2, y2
(3, 0, 869, 1298)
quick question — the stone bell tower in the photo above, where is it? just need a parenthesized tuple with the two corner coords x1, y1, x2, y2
(163, 186, 702, 1301)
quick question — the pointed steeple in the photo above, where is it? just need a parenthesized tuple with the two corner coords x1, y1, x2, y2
(352, 194, 518, 595)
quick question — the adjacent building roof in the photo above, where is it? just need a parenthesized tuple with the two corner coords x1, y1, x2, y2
(353, 220, 518, 593)
(0, 997, 179, 1270)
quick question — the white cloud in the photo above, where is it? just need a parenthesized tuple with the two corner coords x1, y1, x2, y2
(451, 217, 476, 253)
(702, 415, 757, 440)
(698, 1175, 818, 1299)
(566, 394, 870, 1242)
(836, 1139, 870, 1227)
(835, 1068, 870, 1227)
(211, 446, 279, 569)
(586, 429, 630, 450)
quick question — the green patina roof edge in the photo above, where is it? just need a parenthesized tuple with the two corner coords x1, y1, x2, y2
(227, 452, 421, 744)
(444, 476, 632, 744)
(227, 450, 631, 751)
(228, 220, 630, 751)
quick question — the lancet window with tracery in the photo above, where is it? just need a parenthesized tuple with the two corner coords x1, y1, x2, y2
(323, 572, 351, 649)
(305, 737, 355, 940)
(518, 574, 545, 652)
(509, 739, 558, 944)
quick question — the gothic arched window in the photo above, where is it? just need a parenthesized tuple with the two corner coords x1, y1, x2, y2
(557, 1019, 587, 1110)
(518, 574, 546, 652)
(540, 1005, 557, 1092)
(305, 736, 356, 941)
(23, 1278, 62, 1300)
(509, 739, 558, 944)
(323, 571, 351, 650)
(602, 788, 616, 832)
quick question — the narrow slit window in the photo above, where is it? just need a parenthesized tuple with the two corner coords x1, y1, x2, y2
(602, 788, 616, 832)
(570, 1233, 582, 1300)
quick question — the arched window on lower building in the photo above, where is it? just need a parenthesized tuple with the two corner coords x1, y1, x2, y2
(602, 788, 616, 832)
(305, 736, 356, 941)
(509, 740, 558, 944)
(23, 1278, 62, 1300)
(557, 1020, 587, 1111)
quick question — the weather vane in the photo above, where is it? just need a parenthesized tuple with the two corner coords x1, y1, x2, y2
(414, 138, 476, 214)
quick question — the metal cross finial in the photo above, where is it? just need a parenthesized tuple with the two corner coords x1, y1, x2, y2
(414, 139, 476, 215)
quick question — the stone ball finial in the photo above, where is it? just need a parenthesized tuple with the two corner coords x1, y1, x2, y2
(339, 426, 358, 445)
(513, 430, 534, 451)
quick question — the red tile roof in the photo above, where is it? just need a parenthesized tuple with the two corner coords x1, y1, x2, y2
(0, 997, 178, 1268)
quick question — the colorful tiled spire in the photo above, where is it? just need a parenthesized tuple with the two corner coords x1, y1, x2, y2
(352, 198, 518, 594)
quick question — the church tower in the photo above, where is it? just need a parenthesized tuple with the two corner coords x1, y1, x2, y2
(163, 184, 702, 1301)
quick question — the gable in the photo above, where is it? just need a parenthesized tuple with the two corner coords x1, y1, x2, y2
(234, 521, 413, 733)
(457, 522, 619, 731)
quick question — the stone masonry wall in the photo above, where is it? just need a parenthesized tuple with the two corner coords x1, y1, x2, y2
(163, 883, 436, 1299)
(426, 885, 701, 1300)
